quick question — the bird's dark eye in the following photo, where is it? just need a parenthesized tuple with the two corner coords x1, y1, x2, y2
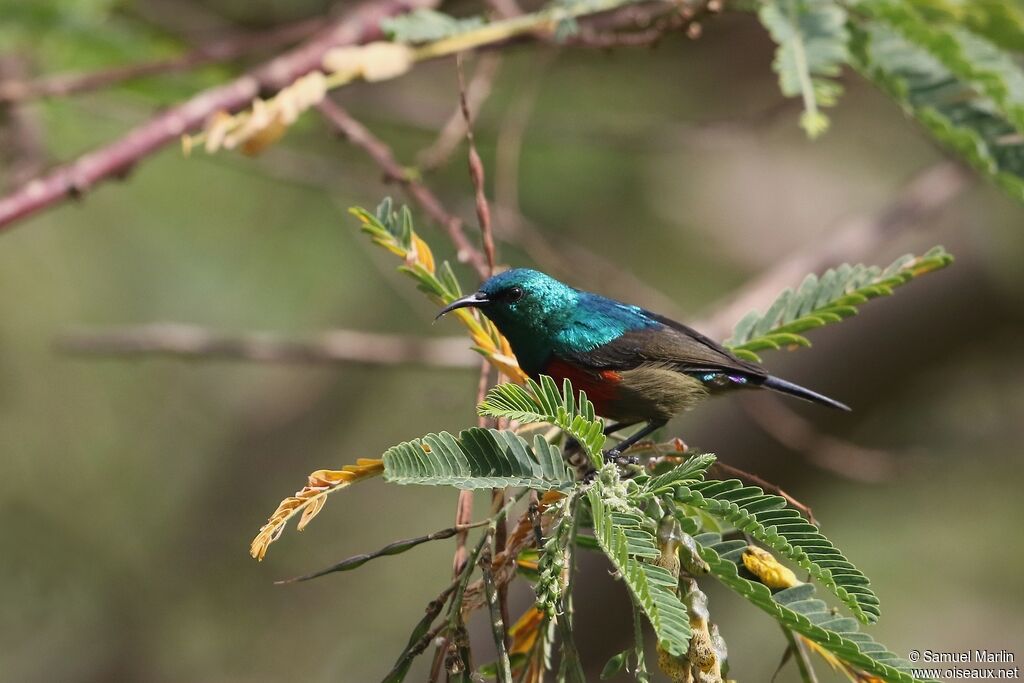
(507, 286, 524, 302)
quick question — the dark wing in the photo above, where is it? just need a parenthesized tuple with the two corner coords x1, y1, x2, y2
(560, 308, 768, 380)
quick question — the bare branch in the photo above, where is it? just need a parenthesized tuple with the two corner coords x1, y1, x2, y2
(570, 0, 718, 48)
(0, 17, 328, 104)
(457, 54, 498, 275)
(694, 161, 974, 340)
(0, 0, 438, 231)
(0, 0, 705, 233)
(417, 53, 502, 172)
(57, 323, 475, 367)
(316, 97, 491, 279)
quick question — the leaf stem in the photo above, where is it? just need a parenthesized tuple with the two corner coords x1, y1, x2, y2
(632, 601, 651, 683)
(555, 495, 586, 683)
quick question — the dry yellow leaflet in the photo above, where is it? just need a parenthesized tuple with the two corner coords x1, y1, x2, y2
(351, 206, 529, 384)
(250, 458, 384, 561)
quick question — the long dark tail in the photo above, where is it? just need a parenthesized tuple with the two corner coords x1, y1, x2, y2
(761, 375, 851, 411)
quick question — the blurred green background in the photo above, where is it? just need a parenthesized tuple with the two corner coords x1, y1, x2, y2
(1, 1, 1023, 681)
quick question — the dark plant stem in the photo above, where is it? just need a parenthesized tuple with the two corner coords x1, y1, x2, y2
(480, 528, 514, 683)
(380, 579, 458, 683)
(277, 520, 490, 583)
(556, 496, 586, 683)
(632, 601, 651, 683)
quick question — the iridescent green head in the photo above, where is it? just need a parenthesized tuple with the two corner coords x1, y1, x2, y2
(438, 268, 578, 330)
(436, 268, 580, 372)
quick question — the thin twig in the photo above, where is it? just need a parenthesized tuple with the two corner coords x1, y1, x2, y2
(632, 601, 652, 683)
(457, 51, 514, 653)
(0, 17, 328, 104)
(708, 461, 818, 526)
(316, 97, 490, 279)
(0, 0, 438, 231)
(555, 495, 586, 683)
(277, 520, 491, 583)
(57, 323, 476, 367)
(776, 626, 820, 683)
(443, 489, 527, 677)
(0, 0, 695, 233)
(457, 53, 497, 273)
(381, 579, 459, 683)
(417, 53, 502, 172)
(480, 531, 514, 683)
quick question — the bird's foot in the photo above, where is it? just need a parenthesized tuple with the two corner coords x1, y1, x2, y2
(603, 448, 639, 467)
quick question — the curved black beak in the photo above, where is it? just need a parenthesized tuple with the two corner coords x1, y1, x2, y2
(435, 291, 491, 320)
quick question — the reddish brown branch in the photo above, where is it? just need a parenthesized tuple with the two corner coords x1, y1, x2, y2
(0, 0, 705, 234)
(417, 53, 502, 172)
(0, 0, 437, 231)
(708, 460, 819, 526)
(315, 97, 490, 279)
(457, 54, 497, 274)
(0, 17, 328, 104)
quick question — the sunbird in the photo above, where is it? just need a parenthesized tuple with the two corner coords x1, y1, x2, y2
(438, 269, 849, 460)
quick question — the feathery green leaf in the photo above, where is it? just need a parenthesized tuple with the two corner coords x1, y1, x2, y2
(851, 17, 1024, 201)
(639, 453, 718, 497)
(696, 533, 933, 683)
(759, 0, 850, 137)
(382, 428, 575, 489)
(676, 479, 880, 623)
(862, 0, 1024, 133)
(381, 8, 485, 43)
(587, 487, 692, 656)
(479, 376, 607, 469)
(726, 246, 954, 360)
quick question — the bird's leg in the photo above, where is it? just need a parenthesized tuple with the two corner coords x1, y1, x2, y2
(565, 420, 639, 454)
(603, 420, 640, 436)
(604, 420, 667, 465)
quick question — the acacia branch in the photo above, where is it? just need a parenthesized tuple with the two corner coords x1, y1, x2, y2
(417, 53, 502, 172)
(0, 0, 699, 233)
(458, 54, 498, 274)
(0, 0, 437, 231)
(57, 323, 476, 367)
(316, 97, 490, 279)
(0, 17, 328, 104)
